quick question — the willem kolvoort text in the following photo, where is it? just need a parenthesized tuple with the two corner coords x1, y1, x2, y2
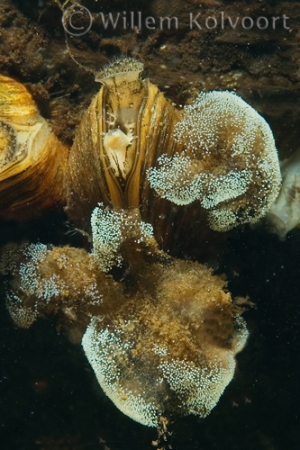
(96, 11, 290, 31)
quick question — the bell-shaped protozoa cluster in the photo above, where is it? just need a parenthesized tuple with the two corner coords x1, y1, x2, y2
(0, 241, 124, 330)
(1, 206, 248, 427)
(147, 91, 281, 231)
(82, 257, 248, 427)
(264, 148, 300, 239)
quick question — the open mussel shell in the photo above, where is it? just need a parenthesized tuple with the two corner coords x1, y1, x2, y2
(64, 60, 184, 245)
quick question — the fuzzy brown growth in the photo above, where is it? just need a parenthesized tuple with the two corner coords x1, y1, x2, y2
(1, 207, 248, 426)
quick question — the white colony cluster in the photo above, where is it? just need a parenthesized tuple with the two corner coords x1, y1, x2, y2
(82, 317, 160, 427)
(10, 243, 61, 302)
(173, 91, 266, 156)
(200, 170, 252, 209)
(82, 304, 249, 427)
(91, 205, 154, 272)
(208, 208, 240, 233)
(95, 57, 144, 84)
(91, 206, 124, 272)
(6, 293, 38, 328)
(18, 245, 60, 303)
(0, 242, 105, 328)
(82, 318, 183, 427)
(158, 313, 248, 419)
(0, 242, 47, 275)
(147, 91, 281, 231)
(1, 207, 250, 426)
(158, 357, 235, 416)
(145, 154, 203, 205)
(0, 243, 56, 328)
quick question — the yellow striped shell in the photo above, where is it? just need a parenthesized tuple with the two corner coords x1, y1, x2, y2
(64, 58, 183, 235)
(0, 75, 69, 220)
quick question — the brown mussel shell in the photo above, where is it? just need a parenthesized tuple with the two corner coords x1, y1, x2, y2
(64, 63, 184, 244)
(0, 75, 69, 221)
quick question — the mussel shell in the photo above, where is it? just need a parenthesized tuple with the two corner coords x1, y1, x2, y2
(0, 75, 69, 221)
(65, 76, 183, 237)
